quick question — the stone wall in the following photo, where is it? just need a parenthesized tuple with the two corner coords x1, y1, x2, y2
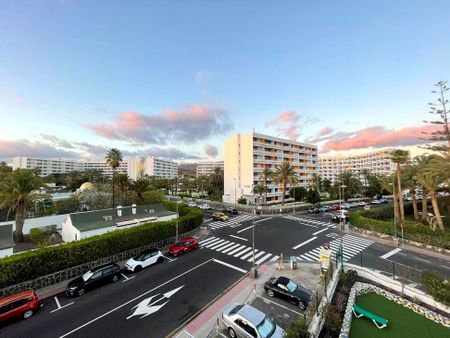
(339, 282, 450, 338)
(0, 228, 198, 298)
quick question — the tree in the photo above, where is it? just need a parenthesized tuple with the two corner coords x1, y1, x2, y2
(290, 186, 308, 201)
(105, 148, 123, 209)
(134, 177, 150, 202)
(0, 169, 50, 242)
(391, 149, 410, 222)
(359, 169, 372, 187)
(209, 167, 224, 201)
(115, 172, 132, 204)
(364, 174, 382, 198)
(380, 174, 400, 222)
(307, 188, 321, 204)
(0, 162, 12, 176)
(402, 161, 419, 220)
(252, 184, 268, 202)
(422, 80, 450, 155)
(271, 161, 299, 206)
(335, 171, 363, 201)
(309, 173, 321, 191)
(321, 178, 332, 194)
(414, 154, 432, 221)
(260, 167, 273, 205)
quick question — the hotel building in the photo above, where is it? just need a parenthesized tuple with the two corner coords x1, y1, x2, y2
(196, 161, 224, 177)
(223, 132, 318, 205)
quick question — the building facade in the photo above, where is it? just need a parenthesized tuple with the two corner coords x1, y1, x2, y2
(196, 161, 224, 177)
(318, 149, 397, 184)
(223, 132, 318, 205)
(12, 157, 84, 176)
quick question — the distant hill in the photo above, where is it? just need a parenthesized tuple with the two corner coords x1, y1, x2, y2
(179, 163, 197, 177)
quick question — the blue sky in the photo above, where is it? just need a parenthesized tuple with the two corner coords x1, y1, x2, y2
(0, 0, 449, 162)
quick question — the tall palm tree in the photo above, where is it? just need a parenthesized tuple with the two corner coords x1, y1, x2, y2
(390, 149, 410, 222)
(105, 148, 123, 209)
(380, 174, 399, 222)
(414, 154, 432, 221)
(260, 167, 273, 205)
(359, 169, 371, 187)
(271, 161, 299, 206)
(402, 162, 419, 220)
(309, 173, 321, 191)
(133, 177, 150, 203)
(0, 169, 50, 242)
(209, 168, 224, 200)
(252, 184, 268, 203)
(336, 171, 363, 201)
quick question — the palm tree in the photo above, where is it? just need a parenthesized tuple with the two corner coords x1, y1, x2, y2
(260, 167, 273, 205)
(252, 184, 268, 202)
(336, 171, 363, 201)
(390, 149, 410, 222)
(415, 159, 446, 231)
(115, 172, 132, 205)
(209, 168, 224, 200)
(359, 169, 371, 187)
(105, 148, 123, 209)
(402, 162, 419, 220)
(309, 173, 321, 191)
(414, 154, 432, 221)
(0, 169, 50, 242)
(134, 177, 150, 203)
(271, 161, 299, 206)
(380, 174, 399, 222)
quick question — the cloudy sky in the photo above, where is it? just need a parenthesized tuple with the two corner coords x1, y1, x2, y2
(1, 0, 449, 163)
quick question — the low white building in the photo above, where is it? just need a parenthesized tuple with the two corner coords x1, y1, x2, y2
(61, 204, 177, 242)
(0, 214, 68, 235)
(0, 223, 14, 258)
(196, 161, 224, 177)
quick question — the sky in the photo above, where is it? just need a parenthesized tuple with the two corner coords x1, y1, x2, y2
(0, 0, 449, 163)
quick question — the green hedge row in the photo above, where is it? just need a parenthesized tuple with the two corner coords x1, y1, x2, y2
(0, 203, 203, 288)
(349, 211, 450, 248)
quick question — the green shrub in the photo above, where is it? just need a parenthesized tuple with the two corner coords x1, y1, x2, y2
(422, 271, 450, 306)
(0, 205, 202, 288)
(283, 317, 308, 338)
(29, 228, 45, 245)
(237, 197, 247, 205)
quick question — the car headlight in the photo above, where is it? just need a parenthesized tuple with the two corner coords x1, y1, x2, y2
(68, 286, 77, 290)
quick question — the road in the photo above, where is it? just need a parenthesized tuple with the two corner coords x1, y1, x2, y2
(2, 208, 449, 337)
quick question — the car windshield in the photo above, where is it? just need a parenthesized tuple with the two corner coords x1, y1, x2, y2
(256, 316, 275, 338)
(286, 280, 297, 292)
(82, 271, 93, 281)
(134, 253, 146, 261)
(175, 241, 185, 246)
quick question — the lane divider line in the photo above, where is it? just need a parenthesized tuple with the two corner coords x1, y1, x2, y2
(212, 259, 247, 274)
(292, 236, 318, 249)
(229, 235, 248, 241)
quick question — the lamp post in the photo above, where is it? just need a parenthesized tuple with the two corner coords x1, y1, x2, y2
(176, 175, 179, 242)
(339, 184, 346, 270)
(389, 182, 398, 244)
(292, 186, 295, 215)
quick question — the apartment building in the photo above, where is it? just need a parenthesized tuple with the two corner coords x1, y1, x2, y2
(223, 132, 318, 205)
(82, 161, 128, 177)
(196, 161, 224, 177)
(12, 157, 84, 176)
(319, 149, 397, 184)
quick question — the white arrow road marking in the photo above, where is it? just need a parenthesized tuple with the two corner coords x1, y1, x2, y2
(126, 285, 185, 320)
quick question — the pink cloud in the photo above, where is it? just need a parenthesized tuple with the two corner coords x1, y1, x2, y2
(265, 111, 317, 142)
(319, 127, 333, 136)
(204, 144, 218, 157)
(86, 105, 233, 145)
(322, 124, 441, 152)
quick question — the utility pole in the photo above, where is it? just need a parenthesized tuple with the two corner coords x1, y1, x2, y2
(176, 174, 179, 242)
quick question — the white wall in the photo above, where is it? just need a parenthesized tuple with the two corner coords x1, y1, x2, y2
(61, 216, 81, 242)
(223, 134, 240, 204)
(0, 214, 69, 235)
(0, 247, 13, 258)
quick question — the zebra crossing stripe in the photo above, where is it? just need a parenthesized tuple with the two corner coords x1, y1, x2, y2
(221, 243, 241, 253)
(241, 250, 258, 260)
(248, 251, 265, 262)
(234, 247, 252, 257)
(216, 242, 236, 252)
(209, 240, 231, 250)
(199, 236, 217, 244)
(300, 254, 314, 262)
(228, 245, 247, 255)
(204, 239, 225, 248)
(200, 237, 221, 246)
(302, 252, 318, 260)
(270, 255, 280, 261)
(256, 253, 273, 265)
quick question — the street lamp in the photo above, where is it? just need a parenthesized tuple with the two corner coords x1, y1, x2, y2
(176, 175, 179, 242)
(389, 182, 398, 244)
(339, 184, 346, 270)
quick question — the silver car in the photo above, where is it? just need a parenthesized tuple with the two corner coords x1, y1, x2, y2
(222, 303, 285, 338)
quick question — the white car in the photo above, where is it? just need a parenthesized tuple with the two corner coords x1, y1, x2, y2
(199, 203, 211, 210)
(125, 248, 164, 272)
(222, 303, 285, 338)
(187, 201, 197, 207)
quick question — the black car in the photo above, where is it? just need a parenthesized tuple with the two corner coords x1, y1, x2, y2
(264, 276, 311, 310)
(222, 208, 239, 215)
(66, 263, 121, 297)
(331, 212, 349, 223)
(307, 207, 320, 214)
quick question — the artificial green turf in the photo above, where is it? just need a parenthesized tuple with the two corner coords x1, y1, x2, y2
(349, 293, 449, 338)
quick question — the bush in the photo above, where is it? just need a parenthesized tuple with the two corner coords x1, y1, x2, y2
(29, 228, 45, 245)
(284, 317, 308, 338)
(0, 205, 202, 288)
(141, 190, 165, 204)
(422, 271, 450, 306)
(237, 197, 247, 205)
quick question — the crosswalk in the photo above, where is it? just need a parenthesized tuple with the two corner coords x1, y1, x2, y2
(283, 215, 337, 229)
(199, 236, 279, 265)
(296, 234, 373, 262)
(208, 214, 253, 230)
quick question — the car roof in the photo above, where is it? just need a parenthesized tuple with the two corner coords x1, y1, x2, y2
(179, 236, 195, 241)
(275, 276, 290, 285)
(0, 290, 35, 306)
(91, 262, 118, 272)
(237, 304, 265, 325)
(140, 248, 158, 254)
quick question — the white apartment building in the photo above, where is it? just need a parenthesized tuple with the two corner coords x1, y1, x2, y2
(319, 149, 397, 185)
(12, 156, 178, 180)
(223, 132, 318, 205)
(196, 161, 224, 177)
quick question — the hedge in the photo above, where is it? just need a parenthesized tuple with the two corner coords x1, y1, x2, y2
(349, 211, 450, 248)
(0, 202, 203, 288)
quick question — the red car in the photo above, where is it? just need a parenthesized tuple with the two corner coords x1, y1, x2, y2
(329, 204, 341, 211)
(0, 290, 40, 323)
(169, 237, 199, 256)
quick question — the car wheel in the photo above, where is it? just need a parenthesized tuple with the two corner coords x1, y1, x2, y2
(157, 257, 164, 263)
(23, 309, 34, 319)
(267, 289, 275, 297)
(134, 265, 142, 273)
(77, 288, 85, 297)
(228, 327, 237, 338)
(298, 300, 306, 310)
(112, 274, 120, 282)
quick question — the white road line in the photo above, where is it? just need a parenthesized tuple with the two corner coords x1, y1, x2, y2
(241, 250, 258, 260)
(50, 296, 74, 314)
(380, 248, 402, 259)
(256, 295, 303, 315)
(162, 255, 176, 262)
(236, 225, 254, 233)
(270, 255, 280, 261)
(199, 237, 219, 245)
(54, 296, 61, 308)
(233, 247, 252, 257)
(229, 235, 248, 241)
(255, 253, 272, 265)
(213, 259, 247, 274)
(312, 228, 329, 235)
(300, 255, 313, 261)
(209, 240, 231, 250)
(216, 242, 236, 252)
(248, 251, 265, 262)
(59, 258, 215, 338)
(254, 217, 272, 224)
(292, 237, 317, 249)
(204, 218, 213, 222)
(221, 243, 241, 254)
(303, 252, 319, 260)
(228, 245, 247, 255)
(204, 239, 225, 248)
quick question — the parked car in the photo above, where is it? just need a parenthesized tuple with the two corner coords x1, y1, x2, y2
(264, 276, 312, 310)
(331, 212, 349, 223)
(349, 202, 360, 208)
(379, 198, 389, 204)
(213, 212, 230, 221)
(187, 201, 197, 207)
(223, 208, 239, 215)
(371, 199, 381, 205)
(358, 201, 368, 207)
(0, 290, 40, 323)
(169, 237, 199, 257)
(66, 263, 121, 297)
(329, 204, 341, 211)
(307, 207, 320, 214)
(125, 248, 164, 272)
(318, 205, 330, 212)
(222, 303, 285, 338)
(341, 203, 351, 210)
(199, 203, 212, 210)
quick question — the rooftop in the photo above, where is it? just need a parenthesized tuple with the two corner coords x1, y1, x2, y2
(0, 223, 13, 250)
(69, 204, 176, 232)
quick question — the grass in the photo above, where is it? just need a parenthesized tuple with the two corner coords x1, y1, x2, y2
(349, 293, 449, 338)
